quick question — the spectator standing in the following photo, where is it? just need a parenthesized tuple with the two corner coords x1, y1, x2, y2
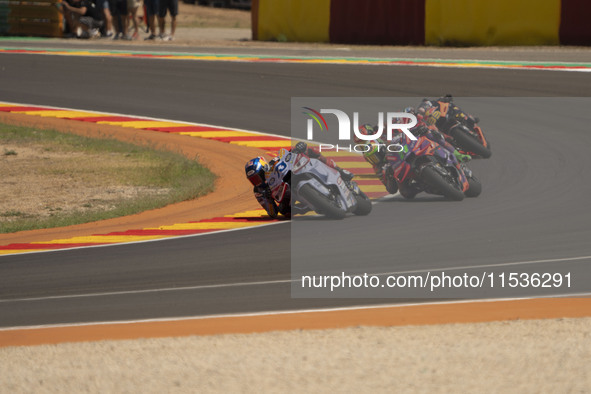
(158, 0, 177, 41)
(127, 0, 143, 39)
(93, 0, 113, 37)
(111, 0, 129, 39)
(143, 0, 159, 40)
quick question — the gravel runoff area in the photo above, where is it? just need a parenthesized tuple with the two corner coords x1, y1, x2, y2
(1, 317, 590, 393)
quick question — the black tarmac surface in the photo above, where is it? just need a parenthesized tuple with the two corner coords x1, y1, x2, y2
(0, 45, 590, 327)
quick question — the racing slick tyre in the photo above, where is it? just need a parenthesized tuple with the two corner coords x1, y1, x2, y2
(352, 189, 372, 216)
(420, 166, 465, 201)
(299, 184, 347, 220)
(450, 126, 492, 159)
(278, 200, 291, 218)
(465, 176, 482, 198)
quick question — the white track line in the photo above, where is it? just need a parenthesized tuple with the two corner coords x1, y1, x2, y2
(2, 292, 591, 332)
(2, 254, 589, 304)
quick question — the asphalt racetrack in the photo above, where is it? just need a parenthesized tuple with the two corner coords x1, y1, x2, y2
(0, 48, 590, 327)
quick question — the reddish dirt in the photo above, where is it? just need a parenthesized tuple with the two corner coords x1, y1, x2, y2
(0, 112, 268, 245)
(1, 297, 590, 347)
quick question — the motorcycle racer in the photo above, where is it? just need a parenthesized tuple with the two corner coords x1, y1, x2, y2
(414, 94, 491, 159)
(402, 107, 472, 164)
(245, 142, 354, 218)
(354, 125, 415, 198)
(245, 156, 283, 218)
(355, 123, 469, 198)
(417, 94, 479, 134)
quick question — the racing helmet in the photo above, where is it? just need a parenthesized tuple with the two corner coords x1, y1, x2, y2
(421, 98, 433, 108)
(405, 106, 425, 123)
(404, 107, 416, 115)
(354, 123, 375, 144)
(391, 107, 417, 124)
(245, 156, 269, 187)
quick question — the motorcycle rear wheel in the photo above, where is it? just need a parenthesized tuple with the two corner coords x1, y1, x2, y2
(420, 166, 465, 201)
(299, 184, 347, 220)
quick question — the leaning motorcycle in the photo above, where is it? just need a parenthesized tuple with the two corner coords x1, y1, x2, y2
(382, 136, 480, 201)
(430, 98, 492, 159)
(266, 148, 372, 219)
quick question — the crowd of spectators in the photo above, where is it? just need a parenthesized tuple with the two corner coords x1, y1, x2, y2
(58, 0, 177, 40)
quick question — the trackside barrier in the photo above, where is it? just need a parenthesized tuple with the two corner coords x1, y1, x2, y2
(254, 0, 329, 42)
(0, 0, 62, 37)
(329, 0, 424, 45)
(425, 0, 560, 46)
(252, 0, 591, 46)
(559, 0, 591, 45)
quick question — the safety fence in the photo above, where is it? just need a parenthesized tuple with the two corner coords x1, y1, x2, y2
(252, 0, 591, 46)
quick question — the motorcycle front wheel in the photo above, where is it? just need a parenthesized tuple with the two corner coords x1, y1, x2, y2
(450, 126, 492, 159)
(420, 166, 465, 201)
(465, 175, 482, 198)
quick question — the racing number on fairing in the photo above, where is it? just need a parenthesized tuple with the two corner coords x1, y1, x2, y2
(275, 162, 287, 173)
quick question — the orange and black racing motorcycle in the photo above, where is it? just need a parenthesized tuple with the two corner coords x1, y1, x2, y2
(426, 96, 492, 159)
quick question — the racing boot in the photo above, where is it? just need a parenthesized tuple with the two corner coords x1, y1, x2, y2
(381, 167, 398, 195)
(398, 181, 419, 199)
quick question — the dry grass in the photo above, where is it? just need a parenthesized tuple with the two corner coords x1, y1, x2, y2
(0, 124, 215, 233)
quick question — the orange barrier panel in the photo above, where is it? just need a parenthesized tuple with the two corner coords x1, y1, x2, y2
(255, 0, 330, 42)
(425, 0, 560, 46)
(253, 0, 568, 46)
(2, 0, 62, 37)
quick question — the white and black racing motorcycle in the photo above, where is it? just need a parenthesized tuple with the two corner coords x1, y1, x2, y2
(266, 148, 372, 219)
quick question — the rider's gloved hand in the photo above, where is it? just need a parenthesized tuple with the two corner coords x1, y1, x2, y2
(293, 142, 308, 154)
(453, 150, 472, 163)
(338, 168, 354, 182)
